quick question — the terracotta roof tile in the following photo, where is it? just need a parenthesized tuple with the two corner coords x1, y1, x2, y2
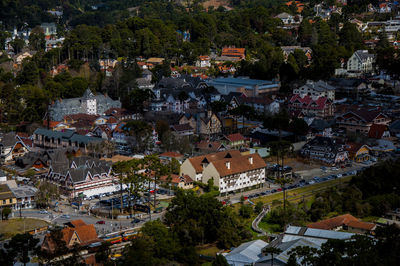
(188, 150, 242, 173)
(171, 123, 193, 132)
(307, 214, 359, 230)
(70, 219, 86, 227)
(159, 152, 183, 158)
(211, 153, 266, 177)
(225, 133, 245, 142)
(347, 220, 376, 231)
(196, 141, 225, 152)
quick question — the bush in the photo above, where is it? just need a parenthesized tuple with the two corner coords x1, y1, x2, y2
(239, 204, 253, 219)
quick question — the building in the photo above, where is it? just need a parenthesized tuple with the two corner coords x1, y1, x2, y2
(289, 94, 334, 119)
(195, 55, 211, 67)
(336, 110, 390, 134)
(11, 186, 37, 209)
(347, 50, 376, 73)
(223, 239, 268, 266)
(206, 77, 280, 96)
(240, 96, 280, 114)
(345, 143, 370, 162)
(307, 214, 376, 234)
(33, 128, 103, 149)
(180, 150, 267, 193)
(40, 23, 57, 36)
(195, 141, 227, 154)
(281, 46, 312, 62)
(368, 124, 391, 139)
(223, 133, 246, 149)
(46, 157, 115, 198)
(293, 80, 335, 101)
(0, 184, 17, 209)
(328, 78, 370, 100)
(49, 89, 121, 121)
(300, 136, 348, 165)
(0, 132, 31, 163)
(221, 47, 246, 61)
(178, 111, 222, 136)
(42, 219, 99, 253)
(159, 174, 194, 190)
(275, 12, 301, 24)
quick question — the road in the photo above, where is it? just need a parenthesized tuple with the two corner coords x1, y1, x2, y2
(222, 162, 369, 204)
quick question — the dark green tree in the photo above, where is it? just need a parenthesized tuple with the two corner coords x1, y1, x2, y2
(4, 233, 39, 266)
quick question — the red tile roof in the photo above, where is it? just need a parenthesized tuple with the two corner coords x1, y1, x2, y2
(211, 153, 266, 177)
(159, 174, 193, 184)
(225, 133, 245, 142)
(188, 150, 242, 173)
(368, 124, 388, 139)
(289, 94, 329, 110)
(196, 141, 225, 152)
(171, 123, 193, 132)
(159, 151, 183, 158)
(307, 214, 375, 231)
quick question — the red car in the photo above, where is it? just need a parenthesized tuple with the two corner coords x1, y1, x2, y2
(96, 220, 105, 224)
(277, 188, 283, 192)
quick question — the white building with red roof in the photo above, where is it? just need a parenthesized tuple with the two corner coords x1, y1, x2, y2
(289, 94, 334, 119)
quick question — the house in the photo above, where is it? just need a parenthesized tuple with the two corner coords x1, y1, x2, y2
(49, 89, 121, 121)
(40, 23, 57, 36)
(181, 150, 267, 193)
(223, 239, 268, 266)
(178, 111, 222, 136)
(281, 225, 354, 246)
(368, 124, 391, 139)
(46, 156, 114, 198)
(195, 55, 211, 68)
(328, 78, 370, 100)
(146, 57, 164, 65)
(159, 152, 184, 163)
(104, 108, 137, 121)
(293, 80, 335, 101)
(0, 132, 31, 163)
(307, 214, 376, 234)
(0, 184, 17, 209)
(347, 50, 376, 73)
(240, 96, 280, 114)
(170, 123, 194, 137)
(300, 136, 348, 165)
(42, 219, 99, 253)
(289, 94, 334, 119)
(223, 133, 246, 149)
(11, 186, 38, 209)
(206, 77, 280, 96)
(345, 143, 370, 162)
(389, 120, 400, 136)
(281, 46, 312, 62)
(221, 47, 246, 61)
(336, 110, 390, 134)
(196, 141, 227, 153)
(159, 174, 193, 189)
(33, 128, 103, 149)
(255, 238, 319, 266)
(275, 12, 301, 24)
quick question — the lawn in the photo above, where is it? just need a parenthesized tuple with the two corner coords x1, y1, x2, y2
(0, 218, 49, 240)
(196, 244, 221, 257)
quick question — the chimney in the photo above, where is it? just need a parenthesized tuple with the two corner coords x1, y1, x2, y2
(226, 161, 230, 169)
(249, 157, 253, 164)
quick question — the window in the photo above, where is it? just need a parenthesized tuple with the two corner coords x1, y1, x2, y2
(2, 200, 5, 204)
(9, 199, 12, 203)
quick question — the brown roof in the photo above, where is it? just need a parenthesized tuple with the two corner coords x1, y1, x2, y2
(225, 133, 245, 142)
(347, 220, 376, 231)
(211, 153, 266, 177)
(64, 113, 100, 122)
(188, 150, 242, 173)
(345, 142, 365, 154)
(74, 224, 99, 244)
(307, 214, 359, 230)
(368, 124, 388, 139)
(159, 174, 193, 184)
(69, 219, 86, 228)
(171, 123, 193, 132)
(0, 184, 15, 200)
(159, 151, 183, 158)
(196, 141, 225, 152)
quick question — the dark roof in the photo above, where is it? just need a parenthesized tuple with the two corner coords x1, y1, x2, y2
(0, 184, 15, 200)
(0, 132, 16, 147)
(171, 123, 193, 132)
(368, 124, 388, 139)
(34, 128, 102, 145)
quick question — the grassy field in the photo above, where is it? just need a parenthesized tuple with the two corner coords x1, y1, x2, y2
(196, 244, 221, 257)
(0, 218, 49, 240)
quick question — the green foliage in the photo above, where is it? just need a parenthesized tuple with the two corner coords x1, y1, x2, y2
(255, 201, 264, 214)
(212, 254, 229, 266)
(4, 233, 39, 265)
(288, 225, 400, 266)
(1, 207, 12, 220)
(239, 204, 253, 219)
(164, 190, 251, 249)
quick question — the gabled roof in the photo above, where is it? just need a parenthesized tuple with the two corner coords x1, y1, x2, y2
(224, 133, 245, 142)
(345, 142, 369, 154)
(171, 123, 193, 132)
(159, 174, 193, 184)
(368, 124, 389, 139)
(225, 239, 267, 265)
(188, 150, 242, 173)
(211, 153, 266, 177)
(196, 141, 226, 152)
(307, 214, 359, 230)
(159, 151, 183, 158)
(341, 110, 387, 123)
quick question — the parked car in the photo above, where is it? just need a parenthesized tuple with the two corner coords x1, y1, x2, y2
(336, 173, 343, 178)
(309, 180, 315, 185)
(131, 218, 141, 224)
(61, 214, 70, 219)
(96, 220, 105, 224)
(39, 210, 48, 214)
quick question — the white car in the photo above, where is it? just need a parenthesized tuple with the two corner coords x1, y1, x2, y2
(331, 167, 339, 171)
(336, 173, 343, 178)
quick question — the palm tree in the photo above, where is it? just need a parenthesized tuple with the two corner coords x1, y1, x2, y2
(263, 246, 282, 266)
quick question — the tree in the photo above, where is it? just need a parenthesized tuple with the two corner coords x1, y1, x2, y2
(17, 61, 39, 85)
(339, 22, 363, 53)
(10, 38, 25, 54)
(263, 246, 282, 266)
(1, 207, 11, 220)
(122, 235, 156, 266)
(155, 120, 170, 140)
(4, 233, 39, 266)
(0, 31, 11, 50)
(35, 181, 59, 208)
(255, 201, 264, 213)
(239, 204, 253, 218)
(212, 254, 229, 266)
(28, 27, 46, 51)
